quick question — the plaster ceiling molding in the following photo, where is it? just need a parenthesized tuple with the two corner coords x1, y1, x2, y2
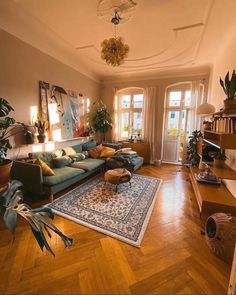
(75, 23, 204, 71)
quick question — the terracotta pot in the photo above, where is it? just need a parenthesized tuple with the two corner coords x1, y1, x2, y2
(213, 159, 225, 168)
(0, 159, 13, 192)
(223, 99, 236, 110)
(37, 134, 46, 143)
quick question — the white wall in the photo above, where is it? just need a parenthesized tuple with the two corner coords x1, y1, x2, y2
(0, 28, 101, 158)
(209, 34, 236, 170)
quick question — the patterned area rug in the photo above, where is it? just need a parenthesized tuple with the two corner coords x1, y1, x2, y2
(47, 174, 162, 247)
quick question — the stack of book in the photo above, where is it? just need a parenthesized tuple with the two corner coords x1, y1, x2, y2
(212, 117, 236, 133)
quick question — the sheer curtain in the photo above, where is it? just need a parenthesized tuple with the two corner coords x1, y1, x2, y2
(143, 87, 159, 165)
(112, 87, 118, 142)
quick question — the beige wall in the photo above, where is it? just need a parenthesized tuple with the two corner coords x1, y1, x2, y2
(0, 28, 101, 158)
(209, 34, 236, 170)
(101, 72, 209, 161)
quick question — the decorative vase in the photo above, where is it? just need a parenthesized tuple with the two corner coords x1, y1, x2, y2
(214, 159, 225, 168)
(37, 134, 46, 143)
(223, 99, 236, 111)
(0, 159, 13, 192)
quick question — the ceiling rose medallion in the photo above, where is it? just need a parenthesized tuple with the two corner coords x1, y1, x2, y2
(98, 1, 137, 67)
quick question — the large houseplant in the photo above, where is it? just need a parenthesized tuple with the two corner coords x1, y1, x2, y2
(220, 70, 236, 110)
(0, 98, 18, 190)
(1, 180, 72, 256)
(186, 130, 203, 166)
(93, 99, 112, 142)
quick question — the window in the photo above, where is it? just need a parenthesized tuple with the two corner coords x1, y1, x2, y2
(115, 89, 144, 140)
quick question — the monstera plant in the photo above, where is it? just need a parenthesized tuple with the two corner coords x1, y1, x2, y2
(0, 180, 72, 256)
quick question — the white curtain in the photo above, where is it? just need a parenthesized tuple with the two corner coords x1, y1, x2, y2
(112, 87, 118, 142)
(143, 87, 159, 165)
(189, 80, 202, 134)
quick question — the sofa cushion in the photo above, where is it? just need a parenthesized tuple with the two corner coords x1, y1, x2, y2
(63, 147, 77, 156)
(29, 152, 56, 167)
(70, 158, 105, 171)
(100, 146, 116, 158)
(88, 144, 103, 158)
(53, 156, 72, 168)
(82, 140, 97, 151)
(70, 153, 86, 162)
(43, 167, 85, 186)
(72, 143, 83, 153)
(34, 158, 55, 176)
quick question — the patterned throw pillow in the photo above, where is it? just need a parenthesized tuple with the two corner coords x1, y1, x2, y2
(69, 153, 86, 162)
(88, 144, 103, 159)
(100, 146, 116, 158)
(34, 158, 55, 176)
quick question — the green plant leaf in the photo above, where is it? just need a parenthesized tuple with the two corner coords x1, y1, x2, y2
(3, 208, 17, 234)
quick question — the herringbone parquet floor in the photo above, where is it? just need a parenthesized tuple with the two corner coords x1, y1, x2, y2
(0, 164, 231, 295)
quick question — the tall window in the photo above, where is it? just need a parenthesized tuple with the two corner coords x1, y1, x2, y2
(115, 89, 144, 140)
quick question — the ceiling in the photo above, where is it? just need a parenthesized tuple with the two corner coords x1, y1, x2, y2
(1, 0, 236, 82)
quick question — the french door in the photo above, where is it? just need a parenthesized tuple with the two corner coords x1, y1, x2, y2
(163, 87, 191, 163)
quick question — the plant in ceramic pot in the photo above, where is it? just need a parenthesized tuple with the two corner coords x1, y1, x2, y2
(213, 150, 227, 168)
(0, 98, 18, 191)
(35, 118, 48, 143)
(219, 70, 236, 110)
(21, 123, 35, 144)
(203, 120, 212, 130)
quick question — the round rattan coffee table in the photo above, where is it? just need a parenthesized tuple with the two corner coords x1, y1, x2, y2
(104, 168, 132, 192)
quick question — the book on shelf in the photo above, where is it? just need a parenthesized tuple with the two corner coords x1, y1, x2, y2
(211, 117, 235, 133)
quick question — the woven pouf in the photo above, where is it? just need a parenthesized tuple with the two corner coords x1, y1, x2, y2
(104, 168, 132, 192)
(205, 213, 236, 263)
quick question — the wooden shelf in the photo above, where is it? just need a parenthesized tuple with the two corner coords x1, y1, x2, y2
(208, 164, 236, 180)
(189, 167, 236, 216)
(203, 130, 236, 149)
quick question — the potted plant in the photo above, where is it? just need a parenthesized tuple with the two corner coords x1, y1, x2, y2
(35, 118, 48, 143)
(213, 150, 227, 168)
(1, 180, 72, 256)
(220, 70, 236, 110)
(0, 98, 18, 191)
(21, 123, 35, 144)
(92, 99, 112, 142)
(203, 120, 212, 130)
(186, 130, 203, 166)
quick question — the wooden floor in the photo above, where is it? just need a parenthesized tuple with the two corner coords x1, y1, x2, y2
(0, 164, 231, 295)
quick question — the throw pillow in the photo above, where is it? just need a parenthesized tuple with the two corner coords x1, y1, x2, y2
(82, 140, 97, 151)
(63, 147, 77, 156)
(70, 153, 86, 162)
(88, 144, 103, 159)
(53, 156, 72, 168)
(34, 158, 55, 176)
(100, 146, 116, 158)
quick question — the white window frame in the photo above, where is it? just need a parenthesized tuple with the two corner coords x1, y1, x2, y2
(116, 89, 144, 140)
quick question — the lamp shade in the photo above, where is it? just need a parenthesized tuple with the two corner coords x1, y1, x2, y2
(197, 103, 216, 116)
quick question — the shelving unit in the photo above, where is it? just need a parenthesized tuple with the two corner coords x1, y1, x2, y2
(190, 109, 236, 217)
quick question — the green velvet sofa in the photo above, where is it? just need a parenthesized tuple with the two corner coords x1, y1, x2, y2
(11, 140, 105, 201)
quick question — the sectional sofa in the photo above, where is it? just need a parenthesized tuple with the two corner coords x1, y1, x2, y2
(11, 140, 144, 201)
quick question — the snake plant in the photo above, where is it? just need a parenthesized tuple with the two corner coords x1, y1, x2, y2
(219, 70, 236, 99)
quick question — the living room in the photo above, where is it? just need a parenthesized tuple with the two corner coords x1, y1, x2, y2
(1, 0, 236, 294)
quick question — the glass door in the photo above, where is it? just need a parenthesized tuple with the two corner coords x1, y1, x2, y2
(163, 88, 190, 163)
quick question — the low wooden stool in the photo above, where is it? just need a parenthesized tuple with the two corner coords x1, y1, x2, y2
(104, 168, 132, 192)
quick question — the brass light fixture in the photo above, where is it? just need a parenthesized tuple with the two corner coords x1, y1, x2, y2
(101, 11, 129, 67)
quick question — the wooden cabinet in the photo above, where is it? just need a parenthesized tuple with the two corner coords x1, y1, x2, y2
(122, 142, 150, 163)
(189, 167, 236, 216)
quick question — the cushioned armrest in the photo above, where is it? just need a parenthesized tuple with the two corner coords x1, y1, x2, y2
(11, 161, 44, 194)
(103, 142, 122, 151)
